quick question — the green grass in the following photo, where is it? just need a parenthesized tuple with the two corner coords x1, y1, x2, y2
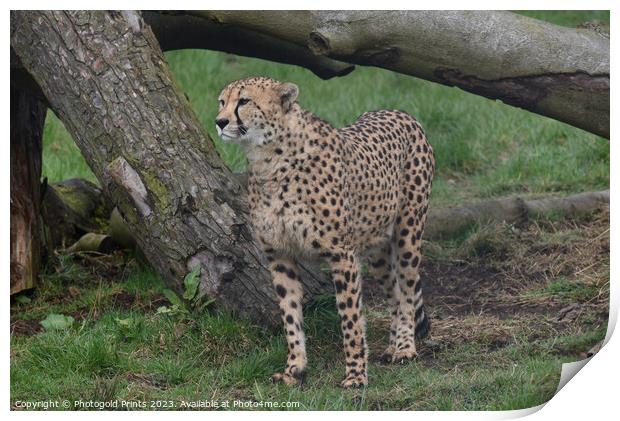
(42, 112, 97, 183)
(523, 277, 603, 304)
(11, 259, 603, 410)
(11, 209, 609, 410)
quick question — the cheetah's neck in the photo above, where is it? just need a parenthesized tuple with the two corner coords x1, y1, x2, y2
(245, 105, 335, 184)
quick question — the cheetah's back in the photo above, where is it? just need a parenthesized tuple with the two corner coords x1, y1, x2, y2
(339, 110, 434, 251)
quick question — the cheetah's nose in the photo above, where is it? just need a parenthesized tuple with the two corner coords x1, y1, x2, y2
(216, 118, 229, 130)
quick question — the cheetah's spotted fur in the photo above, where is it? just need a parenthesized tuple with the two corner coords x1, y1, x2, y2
(216, 77, 434, 388)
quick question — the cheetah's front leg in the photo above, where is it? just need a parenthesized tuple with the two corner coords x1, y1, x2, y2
(268, 257, 307, 385)
(330, 251, 368, 388)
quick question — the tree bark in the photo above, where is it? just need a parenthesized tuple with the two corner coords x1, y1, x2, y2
(10, 87, 46, 294)
(10, 10, 331, 326)
(192, 10, 609, 138)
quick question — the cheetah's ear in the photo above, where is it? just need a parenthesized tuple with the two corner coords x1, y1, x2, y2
(278, 82, 299, 112)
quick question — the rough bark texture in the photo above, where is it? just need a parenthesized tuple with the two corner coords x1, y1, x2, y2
(10, 87, 46, 294)
(10, 10, 331, 325)
(425, 190, 610, 239)
(194, 10, 609, 138)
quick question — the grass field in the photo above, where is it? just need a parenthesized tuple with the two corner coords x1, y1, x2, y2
(10, 210, 609, 410)
(12, 11, 609, 411)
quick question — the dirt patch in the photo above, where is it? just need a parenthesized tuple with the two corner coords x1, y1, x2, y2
(10, 318, 43, 336)
(110, 291, 137, 310)
(365, 209, 609, 363)
(370, 208, 608, 316)
(10, 308, 89, 336)
(105, 291, 168, 314)
(421, 263, 554, 317)
(364, 258, 563, 319)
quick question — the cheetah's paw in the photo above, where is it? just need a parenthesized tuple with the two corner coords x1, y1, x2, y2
(272, 371, 304, 386)
(379, 346, 396, 363)
(340, 374, 368, 388)
(391, 349, 418, 364)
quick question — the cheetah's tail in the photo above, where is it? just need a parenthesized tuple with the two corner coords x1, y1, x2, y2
(415, 303, 431, 340)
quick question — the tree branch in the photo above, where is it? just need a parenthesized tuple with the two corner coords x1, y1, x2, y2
(142, 11, 354, 80)
(194, 10, 609, 138)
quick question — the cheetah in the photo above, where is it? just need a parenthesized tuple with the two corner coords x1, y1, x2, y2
(216, 77, 434, 388)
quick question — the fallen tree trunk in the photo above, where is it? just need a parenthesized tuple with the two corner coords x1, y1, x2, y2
(42, 179, 112, 249)
(45, 176, 613, 254)
(42, 179, 141, 254)
(12, 11, 609, 138)
(41, 179, 143, 256)
(10, 87, 46, 295)
(11, 10, 331, 326)
(193, 10, 609, 138)
(142, 12, 354, 80)
(66, 233, 118, 254)
(425, 190, 610, 239)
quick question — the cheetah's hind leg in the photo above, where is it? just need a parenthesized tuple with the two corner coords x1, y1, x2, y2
(367, 243, 401, 363)
(388, 203, 431, 364)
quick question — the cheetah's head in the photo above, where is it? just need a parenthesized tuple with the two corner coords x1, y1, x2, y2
(215, 77, 299, 146)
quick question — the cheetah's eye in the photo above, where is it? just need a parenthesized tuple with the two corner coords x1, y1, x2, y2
(238, 98, 250, 106)
(218, 99, 224, 107)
